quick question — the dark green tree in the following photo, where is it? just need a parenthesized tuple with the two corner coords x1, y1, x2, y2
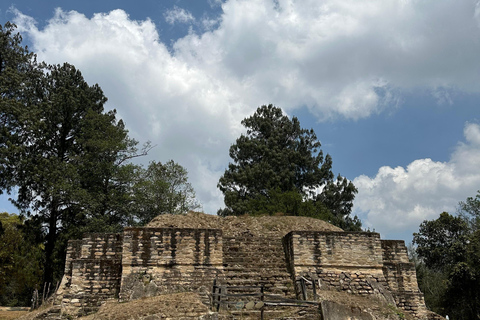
(413, 192, 480, 319)
(0, 23, 197, 290)
(132, 160, 200, 225)
(218, 104, 359, 229)
(316, 174, 360, 230)
(0, 23, 143, 285)
(413, 212, 469, 272)
(459, 192, 480, 230)
(3, 61, 135, 284)
(0, 22, 42, 196)
(0, 212, 43, 306)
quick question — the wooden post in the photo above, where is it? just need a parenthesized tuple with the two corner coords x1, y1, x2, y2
(261, 285, 264, 320)
(212, 278, 217, 311)
(216, 286, 222, 312)
(223, 286, 228, 310)
(301, 278, 307, 300)
(312, 278, 317, 300)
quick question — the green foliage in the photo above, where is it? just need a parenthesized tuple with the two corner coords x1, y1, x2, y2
(459, 192, 480, 230)
(131, 160, 200, 225)
(0, 22, 202, 303)
(413, 191, 480, 319)
(414, 212, 469, 272)
(0, 23, 147, 284)
(0, 212, 43, 306)
(414, 263, 448, 314)
(217, 104, 359, 230)
(316, 174, 358, 221)
(386, 304, 405, 319)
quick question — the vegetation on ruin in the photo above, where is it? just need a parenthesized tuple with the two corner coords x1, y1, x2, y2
(218, 104, 361, 230)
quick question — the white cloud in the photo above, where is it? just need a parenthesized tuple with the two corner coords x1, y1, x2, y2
(353, 123, 480, 240)
(13, 8, 247, 215)
(11, 0, 480, 217)
(164, 6, 195, 25)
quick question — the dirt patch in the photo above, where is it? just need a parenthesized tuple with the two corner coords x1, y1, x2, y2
(78, 292, 209, 320)
(147, 211, 342, 237)
(0, 307, 30, 320)
(316, 290, 415, 320)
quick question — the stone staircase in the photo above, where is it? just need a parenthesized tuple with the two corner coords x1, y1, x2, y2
(222, 234, 295, 298)
(213, 234, 322, 319)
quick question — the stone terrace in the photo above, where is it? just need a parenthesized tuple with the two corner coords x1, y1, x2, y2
(53, 212, 436, 319)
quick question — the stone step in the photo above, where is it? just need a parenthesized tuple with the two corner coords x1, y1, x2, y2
(223, 245, 284, 251)
(223, 252, 285, 262)
(223, 246, 285, 252)
(224, 251, 284, 255)
(226, 309, 297, 317)
(223, 250, 286, 256)
(223, 262, 287, 269)
(224, 274, 291, 281)
(223, 279, 292, 287)
(223, 251, 285, 258)
(223, 265, 288, 271)
(223, 278, 289, 284)
(223, 254, 286, 259)
(224, 243, 285, 248)
(224, 279, 293, 288)
(224, 271, 291, 278)
(223, 257, 286, 263)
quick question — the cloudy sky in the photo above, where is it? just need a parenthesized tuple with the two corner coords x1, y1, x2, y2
(1, 0, 479, 242)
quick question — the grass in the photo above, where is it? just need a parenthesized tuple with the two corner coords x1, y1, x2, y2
(0, 307, 30, 320)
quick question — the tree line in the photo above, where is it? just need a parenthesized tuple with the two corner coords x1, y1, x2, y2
(413, 192, 480, 320)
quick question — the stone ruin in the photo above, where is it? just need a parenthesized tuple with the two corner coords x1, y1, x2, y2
(52, 213, 442, 319)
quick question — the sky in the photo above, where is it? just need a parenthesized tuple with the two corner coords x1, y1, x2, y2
(1, 0, 480, 243)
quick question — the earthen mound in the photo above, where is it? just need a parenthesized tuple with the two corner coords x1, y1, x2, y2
(146, 211, 342, 237)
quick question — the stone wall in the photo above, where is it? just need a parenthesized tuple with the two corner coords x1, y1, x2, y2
(55, 226, 432, 319)
(119, 228, 223, 301)
(57, 234, 123, 316)
(284, 231, 428, 317)
(381, 240, 427, 318)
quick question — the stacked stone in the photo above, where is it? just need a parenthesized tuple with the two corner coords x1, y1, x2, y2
(381, 240, 428, 319)
(315, 271, 387, 295)
(285, 231, 385, 270)
(222, 235, 295, 297)
(119, 228, 223, 302)
(59, 233, 123, 316)
(53, 224, 437, 320)
(284, 231, 433, 319)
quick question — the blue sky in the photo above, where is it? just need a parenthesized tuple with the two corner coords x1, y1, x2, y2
(1, 0, 480, 242)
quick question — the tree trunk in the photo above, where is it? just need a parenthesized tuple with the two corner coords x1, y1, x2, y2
(43, 202, 58, 285)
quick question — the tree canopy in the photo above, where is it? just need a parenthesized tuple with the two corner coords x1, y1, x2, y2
(0, 212, 43, 306)
(218, 104, 359, 230)
(131, 160, 200, 225)
(1, 59, 138, 284)
(413, 192, 480, 319)
(0, 22, 199, 291)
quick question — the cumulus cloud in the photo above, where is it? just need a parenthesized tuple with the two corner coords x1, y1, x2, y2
(353, 123, 480, 239)
(164, 6, 195, 25)
(12, 8, 245, 214)
(10, 0, 480, 216)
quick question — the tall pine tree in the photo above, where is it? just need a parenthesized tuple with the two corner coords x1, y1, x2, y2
(218, 104, 359, 229)
(0, 23, 143, 284)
